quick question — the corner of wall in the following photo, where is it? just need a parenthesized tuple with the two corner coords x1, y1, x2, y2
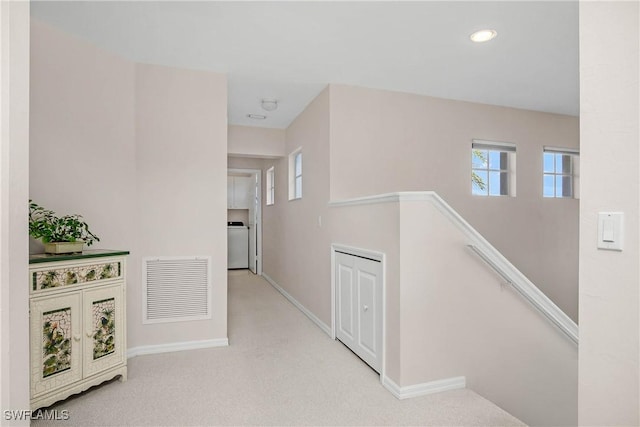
(1, 0, 31, 417)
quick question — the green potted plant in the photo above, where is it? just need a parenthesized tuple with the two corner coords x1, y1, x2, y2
(29, 200, 100, 254)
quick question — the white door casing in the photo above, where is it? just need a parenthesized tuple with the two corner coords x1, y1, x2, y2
(247, 174, 258, 274)
(227, 168, 262, 275)
(335, 250, 383, 373)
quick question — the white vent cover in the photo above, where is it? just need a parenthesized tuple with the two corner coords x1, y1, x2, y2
(143, 256, 212, 324)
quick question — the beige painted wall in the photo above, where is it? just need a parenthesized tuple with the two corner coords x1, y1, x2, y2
(261, 88, 332, 325)
(329, 85, 580, 321)
(398, 200, 576, 426)
(0, 1, 31, 420)
(134, 63, 228, 346)
(228, 125, 285, 158)
(261, 83, 580, 425)
(30, 21, 229, 350)
(326, 197, 577, 426)
(228, 156, 266, 171)
(30, 20, 136, 252)
(578, 2, 640, 425)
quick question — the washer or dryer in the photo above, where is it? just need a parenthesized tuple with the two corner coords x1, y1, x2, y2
(228, 222, 249, 269)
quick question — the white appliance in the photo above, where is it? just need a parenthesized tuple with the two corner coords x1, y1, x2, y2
(228, 222, 249, 269)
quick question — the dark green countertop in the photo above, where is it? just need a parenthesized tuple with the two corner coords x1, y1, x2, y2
(29, 249, 130, 264)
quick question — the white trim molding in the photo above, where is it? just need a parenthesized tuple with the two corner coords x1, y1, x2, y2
(329, 191, 579, 345)
(331, 243, 385, 263)
(382, 375, 466, 399)
(127, 338, 229, 359)
(228, 168, 263, 275)
(330, 244, 387, 380)
(262, 273, 332, 337)
(543, 146, 579, 154)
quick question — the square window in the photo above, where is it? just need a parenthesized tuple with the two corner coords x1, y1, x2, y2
(543, 148, 579, 199)
(471, 140, 516, 197)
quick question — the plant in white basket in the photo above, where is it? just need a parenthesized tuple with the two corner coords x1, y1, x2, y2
(29, 200, 100, 254)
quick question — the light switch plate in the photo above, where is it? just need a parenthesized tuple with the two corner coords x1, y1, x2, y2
(597, 212, 624, 251)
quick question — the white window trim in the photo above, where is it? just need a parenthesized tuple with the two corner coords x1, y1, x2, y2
(288, 147, 302, 201)
(472, 139, 517, 151)
(472, 140, 517, 197)
(544, 146, 579, 155)
(266, 166, 275, 206)
(543, 147, 580, 199)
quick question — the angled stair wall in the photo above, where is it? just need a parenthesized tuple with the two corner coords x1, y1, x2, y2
(329, 191, 578, 426)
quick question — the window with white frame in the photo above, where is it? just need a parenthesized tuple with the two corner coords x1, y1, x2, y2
(471, 140, 517, 197)
(288, 148, 302, 200)
(543, 147, 579, 198)
(266, 166, 275, 206)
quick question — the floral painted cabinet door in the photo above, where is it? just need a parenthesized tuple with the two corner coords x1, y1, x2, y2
(30, 292, 83, 398)
(29, 251, 129, 410)
(83, 284, 124, 377)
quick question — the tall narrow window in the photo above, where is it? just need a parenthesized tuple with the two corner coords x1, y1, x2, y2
(266, 166, 275, 206)
(471, 140, 517, 197)
(288, 148, 302, 200)
(543, 147, 579, 198)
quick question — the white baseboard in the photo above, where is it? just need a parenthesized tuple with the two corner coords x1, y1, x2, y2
(262, 273, 332, 337)
(127, 338, 229, 359)
(381, 375, 466, 399)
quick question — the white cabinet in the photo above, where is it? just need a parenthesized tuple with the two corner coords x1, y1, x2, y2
(29, 250, 128, 410)
(228, 176, 253, 209)
(335, 250, 383, 373)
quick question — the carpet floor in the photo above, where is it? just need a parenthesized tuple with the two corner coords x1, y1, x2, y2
(32, 270, 525, 426)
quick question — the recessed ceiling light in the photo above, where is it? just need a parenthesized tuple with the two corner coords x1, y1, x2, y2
(247, 114, 267, 120)
(470, 29, 497, 43)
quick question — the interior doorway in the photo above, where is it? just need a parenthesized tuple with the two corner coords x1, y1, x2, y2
(228, 168, 262, 275)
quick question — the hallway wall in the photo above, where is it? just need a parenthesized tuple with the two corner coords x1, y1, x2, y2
(30, 20, 229, 350)
(578, 2, 640, 425)
(228, 125, 285, 158)
(261, 88, 332, 326)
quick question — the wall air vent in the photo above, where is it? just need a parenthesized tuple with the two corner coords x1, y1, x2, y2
(143, 256, 212, 324)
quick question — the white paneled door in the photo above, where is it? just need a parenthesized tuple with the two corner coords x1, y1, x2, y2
(335, 251, 382, 373)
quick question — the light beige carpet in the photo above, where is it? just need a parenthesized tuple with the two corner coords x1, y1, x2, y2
(32, 270, 525, 426)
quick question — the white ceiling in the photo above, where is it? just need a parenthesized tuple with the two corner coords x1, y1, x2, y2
(31, 1, 579, 129)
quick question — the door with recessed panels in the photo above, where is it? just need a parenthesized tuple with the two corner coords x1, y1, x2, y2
(335, 251, 382, 373)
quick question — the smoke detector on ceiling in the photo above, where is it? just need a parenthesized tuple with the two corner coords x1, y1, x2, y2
(261, 99, 278, 112)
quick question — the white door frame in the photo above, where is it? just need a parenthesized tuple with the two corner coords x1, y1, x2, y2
(228, 168, 262, 275)
(331, 243, 386, 382)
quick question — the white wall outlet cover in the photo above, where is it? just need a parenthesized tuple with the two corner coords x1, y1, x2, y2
(597, 212, 624, 251)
